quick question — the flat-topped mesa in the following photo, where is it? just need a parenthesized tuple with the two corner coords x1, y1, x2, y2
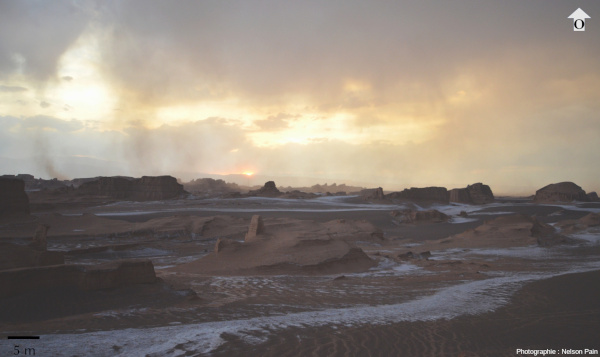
(184, 178, 240, 194)
(78, 176, 133, 199)
(248, 181, 281, 197)
(449, 188, 470, 203)
(77, 175, 184, 201)
(386, 186, 449, 204)
(0, 177, 30, 217)
(132, 176, 184, 200)
(533, 182, 590, 203)
(449, 183, 495, 204)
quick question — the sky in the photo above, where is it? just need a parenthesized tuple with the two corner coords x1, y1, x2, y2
(1, 0, 599, 195)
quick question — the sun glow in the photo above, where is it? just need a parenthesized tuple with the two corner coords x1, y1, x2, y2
(243, 171, 254, 176)
(52, 31, 116, 122)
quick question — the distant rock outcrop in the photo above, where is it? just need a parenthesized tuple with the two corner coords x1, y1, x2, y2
(133, 176, 185, 200)
(449, 183, 494, 204)
(0, 178, 30, 217)
(1, 174, 67, 191)
(248, 181, 281, 197)
(449, 188, 470, 203)
(533, 182, 590, 203)
(386, 187, 449, 204)
(78, 176, 135, 199)
(184, 178, 240, 194)
(360, 187, 385, 201)
(77, 176, 184, 201)
(587, 192, 599, 202)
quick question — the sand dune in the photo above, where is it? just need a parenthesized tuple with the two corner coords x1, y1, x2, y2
(172, 217, 379, 275)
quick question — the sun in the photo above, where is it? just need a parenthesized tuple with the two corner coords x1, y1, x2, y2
(243, 171, 254, 177)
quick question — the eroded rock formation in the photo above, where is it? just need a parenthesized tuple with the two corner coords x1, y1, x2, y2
(30, 224, 50, 250)
(184, 178, 240, 194)
(360, 187, 385, 201)
(386, 187, 449, 204)
(0, 260, 156, 298)
(449, 183, 495, 204)
(133, 176, 185, 200)
(77, 176, 184, 201)
(533, 182, 590, 203)
(0, 223, 63, 270)
(449, 188, 470, 203)
(0, 242, 64, 271)
(440, 214, 574, 248)
(555, 213, 600, 234)
(245, 215, 265, 241)
(530, 218, 575, 247)
(587, 192, 599, 202)
(248, 181, 281, 197)
(0, 178, 30, 217)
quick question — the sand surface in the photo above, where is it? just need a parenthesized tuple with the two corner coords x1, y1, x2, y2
(1, 195, 599, 356)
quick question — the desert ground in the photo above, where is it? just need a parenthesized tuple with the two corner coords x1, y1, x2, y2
(1, 178, 599, 356)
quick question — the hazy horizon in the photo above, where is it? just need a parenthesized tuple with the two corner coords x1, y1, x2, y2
(2, 170, 594, 197)
(1, 1, 599, 195)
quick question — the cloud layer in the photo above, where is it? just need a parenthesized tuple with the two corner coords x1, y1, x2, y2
(1, 1, 599, 194)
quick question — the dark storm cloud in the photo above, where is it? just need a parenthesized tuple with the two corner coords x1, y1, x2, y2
(1, 1, 598, 193)
(0, 0, 90, 80)
(91, 0, 600, 108)
(3, 0, 599, 111)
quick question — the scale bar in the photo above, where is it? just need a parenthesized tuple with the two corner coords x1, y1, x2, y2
(7, 336, 40, 340)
